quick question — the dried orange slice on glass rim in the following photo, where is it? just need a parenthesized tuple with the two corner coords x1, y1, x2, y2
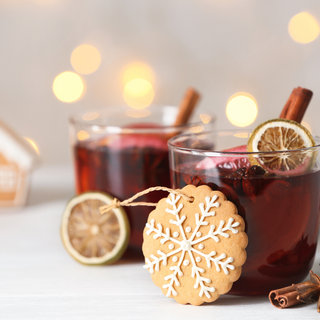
(61, 192, 130, 265)
(247, 118, 316, 175)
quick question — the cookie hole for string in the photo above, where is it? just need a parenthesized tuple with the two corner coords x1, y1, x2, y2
(188, 197, 195, 203)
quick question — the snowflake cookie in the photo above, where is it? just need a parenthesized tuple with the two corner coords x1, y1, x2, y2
(142, 185, 248, 306)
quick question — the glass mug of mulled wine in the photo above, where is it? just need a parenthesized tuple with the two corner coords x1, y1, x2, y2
(168, 129, 320, 295)
(69, 106, 215, 253)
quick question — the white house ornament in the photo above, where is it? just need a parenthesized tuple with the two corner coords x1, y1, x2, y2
(0, 118, 38, 208)
(142, 185, 248, 306)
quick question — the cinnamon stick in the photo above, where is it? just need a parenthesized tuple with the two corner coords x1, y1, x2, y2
(269, 271, 320, 311)
(174, 88, 200, 127)
(269, 285, 302, 309)
(279, 87, 313, 123)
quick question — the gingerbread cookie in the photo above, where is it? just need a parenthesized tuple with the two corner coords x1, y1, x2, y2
(142, 185, 248, 305)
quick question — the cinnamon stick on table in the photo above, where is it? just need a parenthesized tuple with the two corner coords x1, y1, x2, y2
(269, 285, 302, 309)
(279, 87, 313, 123)
(269, 271, 320, 312)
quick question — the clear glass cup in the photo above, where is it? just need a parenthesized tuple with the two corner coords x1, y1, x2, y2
(69, 106, 215, 254)
(168, 129, 320, 294)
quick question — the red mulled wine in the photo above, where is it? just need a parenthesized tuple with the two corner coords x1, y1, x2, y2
(70, 107, 215, 256)
(171, 162, 320, 294)
(74, 135, 171, 252)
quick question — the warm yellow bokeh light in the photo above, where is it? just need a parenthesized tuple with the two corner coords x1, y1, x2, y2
(125, 109, 151, 118)
(71, 44, 101, 75)
(200, 114, 211, 124)
(82, 112, 99, 121)
(77, 130, 90, 141)
(53, 71, 84, 103)
(24, 137, 40, 155)
(123, 78, 154, 109)
(122, 62, 155, 85)
(302, 121, 312, 133)
(234, 132, 250, 139)
(189, 125, 204, 134)
(226, 93, 258, 127)
(32, 0, 60, 4)
(288, 12, 320, 43)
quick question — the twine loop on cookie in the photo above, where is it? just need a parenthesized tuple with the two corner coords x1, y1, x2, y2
(99, 186, 193, 215)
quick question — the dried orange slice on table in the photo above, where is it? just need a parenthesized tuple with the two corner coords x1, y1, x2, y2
(61, 192, 130, 265)
(247, 119, 316, 175)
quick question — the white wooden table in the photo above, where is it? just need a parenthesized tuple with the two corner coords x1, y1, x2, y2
(0, 166, 319, 320)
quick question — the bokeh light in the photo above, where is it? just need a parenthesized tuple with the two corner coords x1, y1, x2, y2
(226, 93, 258, 127)
(126, 109, 151, 118)
(77, 130, 90, 141)
(123, 79, 154, 109)
(24, 137, 40, 154)
(53, 71, 84, 103)
(32, 0, 60, 4)
(302, 121, 312, 133)
(82, 112, 99, 121)
(71, 44, 101, 75)
(122, 62, 155, 85)
(234, 132, 250, 139)
(189, 125, 204, 133)
(200, 114, 211, 124)
(288, 12, 320, 44)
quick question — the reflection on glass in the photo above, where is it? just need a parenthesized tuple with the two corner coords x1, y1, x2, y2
(200, 114, 211, 124)
(24, 137, 40, 154)
(77, 130, 90, 141)
(82, 112, 99, 121)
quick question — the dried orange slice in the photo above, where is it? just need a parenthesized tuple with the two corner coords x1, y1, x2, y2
(247, 119, 316, 174)
(61, 192, 130, 265)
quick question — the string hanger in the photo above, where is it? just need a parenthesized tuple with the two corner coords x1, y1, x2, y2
(99, 186, 193, 215)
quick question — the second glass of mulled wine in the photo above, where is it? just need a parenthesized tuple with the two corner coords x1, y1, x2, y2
(69, 106, 215, 254)
(168, 129, 320, 294)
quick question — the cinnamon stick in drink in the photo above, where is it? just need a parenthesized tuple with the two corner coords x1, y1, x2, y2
(174, 88, 200, 127)
(279, 87, 313, 123)
(165, 88, 201, 139)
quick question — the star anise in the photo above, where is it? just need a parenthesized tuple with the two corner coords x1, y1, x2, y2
(293, 271, 320, 312)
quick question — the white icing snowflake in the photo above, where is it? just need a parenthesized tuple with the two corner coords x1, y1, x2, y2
(143, 193, 240, 299)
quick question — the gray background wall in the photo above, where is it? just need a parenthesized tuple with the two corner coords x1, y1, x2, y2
(1, 0, 320, 165)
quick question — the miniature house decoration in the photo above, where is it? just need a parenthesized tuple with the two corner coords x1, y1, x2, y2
(0, 119, 38, 207)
